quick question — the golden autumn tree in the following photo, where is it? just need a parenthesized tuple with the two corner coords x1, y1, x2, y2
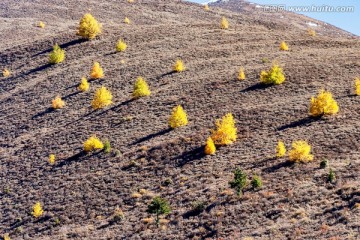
(309, 89, 339, 117)
(83, 136, 104, 152)
(289, 140, 314, 163)
(48, 44, 65, 64)
(32, 202, 44, 218)
(133, 76, 151, 98)
(238, 67, 246, 80)
(276, 140, 286, 158)
(279, 41, 289, 51)
(260, 63, 285, 85)
(173, 59, 185, 72)
(90, 62, 104, 79)
(221, 17, 229, 29)
(52, 96, 65, 109)
(77, 13, 102, 40)
(169, 105, 188, 128)
(91, 86, 112, 109)
(211, 113, 237, 145)
(78, 77, 90, 92)
(204, 137, 216, 155)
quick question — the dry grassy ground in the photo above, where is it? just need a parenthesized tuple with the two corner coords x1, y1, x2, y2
(0, 0, 360, 239)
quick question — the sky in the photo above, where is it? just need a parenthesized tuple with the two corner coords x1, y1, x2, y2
(188, 0, 360, 36)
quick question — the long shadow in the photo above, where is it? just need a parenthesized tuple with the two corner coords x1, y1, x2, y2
(277, 116, 321, 131)
(97, 98, 135, 116)
(131, 128, 172, 145)
(156, 70, 176, 80)
(182, 208, 204, 219)
(63, 91, 80, 100)
(263, 161, 294, 173)
(32, 108, 54, 119)
(175, 146, 206, 167)
(56, 151, 86, 167)
(25, 63, 52, 75)
(32, 39, 87, 57)
(241, 82, 272, 92)
(104, 51, 117, 56)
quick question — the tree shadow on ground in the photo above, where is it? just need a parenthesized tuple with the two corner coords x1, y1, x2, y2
(32, 38, 87, 57)
(32, 108, 54, 119)
(56, 150, 103, 167)
(63, 91, 80, 100)
(277, 116, 321, 131)
(175, 146, 205, 167)
(262, 161, 294, 173)
(96, 98, 135, 116)
(25, 63, 52, 76)
(240, 83, 272, 92)
(156, 70, 176, 80)
(131, 128, 172, 145)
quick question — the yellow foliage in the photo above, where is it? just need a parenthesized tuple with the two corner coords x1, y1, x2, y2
(2, 68, 11, 78)
(49, 154, 56, 165)
(221, 17, 229, 29)
(124, 17, 131, 24)
(49, 44, 65, 64)
(3, 233, 10, 240)
(32, 202, 44, 218)
(308, 28, 316, 36)
(90, 62, 104, 79)
(204, 137, 216, 155)
(133, 76, 151, 98)
(38, 21, 45, 28)
(204, 4, 210, 11)
(260, 64, 285, 85)
(77, 13, 102, 40)
(52, 96, 65, 109)
(279, 41, 289, 51)
(91, 86, 113, 109)
(355, 78, 360, 96)
(78, 77, 90, 92)
(238, 67, 245, 80)
(276, 141, 286, 158)
(128, 0, 134, 2)
(169, 105, 188, 128)
(173, 59, 185, 72)
(211, 113, 237, 145)
(116, 39, 127, 52)
(289, 140, 314, 163)
(83, 136, 104, 152)
(309, 89, 339, 117)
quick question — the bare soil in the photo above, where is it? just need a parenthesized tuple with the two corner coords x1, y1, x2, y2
(0, 0, 360, 239)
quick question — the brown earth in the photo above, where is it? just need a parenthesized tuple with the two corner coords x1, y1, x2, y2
(0, 0, 360, 239)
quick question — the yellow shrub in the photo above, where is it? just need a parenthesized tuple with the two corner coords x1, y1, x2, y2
(276, 140, 286, 158)
(116, 39, 127, 52)
(91, 86, 113, 109)
(38, 21, 45, 28)
(238, 67, 245, 80)
(49, 154, 56, 165)
(124, 17, 130, 24)
(133, 76, 151, 98)
(90, 62, 104, 79)
(211, 113, 237, 145)
(204, 4, 210, 11)
(309, 89, 339, 117)
(289, 140, 314, 163)
(2, 68, 11, 78)
(308, 28, 316, 36)
(32, 202, 44, 218)
(204, 137, 216, 155)
(279, 41, 289, 51)
(78, 77, 90, 92)
(3, 233, 10, 240)
(49, 44, 65, 64)
(260, 64, 285, 85)
(52, 96, 65, 109)
(221, 17, 229, 29)
(173, 59, 185, 72)
(83, 136, 104, 152)
(355, 77, 360, 96)
(77, 13, 102, 40)
(128, 0, 134, 2)
(169, 105, 188, 128)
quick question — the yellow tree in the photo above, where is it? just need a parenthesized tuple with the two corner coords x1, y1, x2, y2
(354, 77, 360, 95)
(91, 86, 112, 109)
(78, 77, 90, 92)
(211, 113, 237, 145)
(169, 105, 188, 128)
(83, 136, 104, 152)
(52, 96, 65, 109)
(309, 89, 339, 117)
(276, 140, 286, 158)
(279, 41, 289, 51)
(90, 62, 104, 79)
(32, 202, 44, 218)
(289, 140, 314, 163)
(116, 39, 127, 52)
(238, 67, 245, 80)
(77, 13, 102, 40)
(48, 44, 65, 64)
(260, 63, 285, 85)
(221, 17, 229, 29)
(204, 137, 216, 155)
(133, 77, 151, 98)
(173, 59, 185, 72)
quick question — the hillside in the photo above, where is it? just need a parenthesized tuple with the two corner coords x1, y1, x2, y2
(1, 0, 360, 239)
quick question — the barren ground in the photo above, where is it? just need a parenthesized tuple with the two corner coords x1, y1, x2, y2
(0, 0, 360, 239)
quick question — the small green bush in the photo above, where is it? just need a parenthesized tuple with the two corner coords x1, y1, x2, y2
(229, 168, 248, 196)
(251, 175, 263, 189)
(328, 168, 336, 183)
(147, 197, 171, 227)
